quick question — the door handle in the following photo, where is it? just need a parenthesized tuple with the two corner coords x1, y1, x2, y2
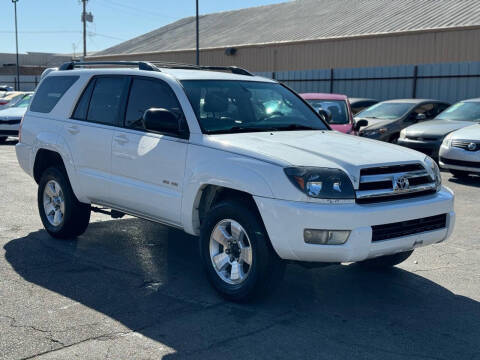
(114, 134, 129, 144)
(67, 125, 80, 135)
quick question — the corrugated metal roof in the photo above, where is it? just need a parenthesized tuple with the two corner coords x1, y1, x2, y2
(97, 0, 480, 55)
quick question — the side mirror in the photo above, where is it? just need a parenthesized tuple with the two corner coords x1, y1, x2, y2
(354, 119, 368, 131)
(415, 113, 427, 121)
(143, 108, 185, 137)
(318, 109, 332, 123)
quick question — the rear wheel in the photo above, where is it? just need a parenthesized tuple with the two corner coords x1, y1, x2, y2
(358, 250, 413, 269)
(200, 199, 285, 302)
(450, 169, 470, 179)
(38, 167, 91, 239)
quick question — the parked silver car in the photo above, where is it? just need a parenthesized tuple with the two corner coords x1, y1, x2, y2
(439, 124, 480, 178)
(355, 99, 450, 143)
(398, 98, 480, 159)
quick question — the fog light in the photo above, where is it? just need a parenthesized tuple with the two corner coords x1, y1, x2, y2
(303, 229, 350, 245)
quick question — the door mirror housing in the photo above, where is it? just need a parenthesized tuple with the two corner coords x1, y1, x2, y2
(354, 119, 368, 131)
(143, 108, 187, 138)
(318, 109, 332, 123)
(415, 113, 427, 121)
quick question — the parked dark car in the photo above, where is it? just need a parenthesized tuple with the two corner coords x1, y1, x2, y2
(349, 98, 378, 115)
(355, 99, 450, 143)
(398, 98, 480, 159)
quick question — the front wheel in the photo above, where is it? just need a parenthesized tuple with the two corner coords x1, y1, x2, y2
(200, 199, 285, 302)
(358, 250, 413, 269)
(38, 167, 91, 239)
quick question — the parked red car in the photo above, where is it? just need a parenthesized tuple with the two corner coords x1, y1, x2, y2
(300, 93, 355, 134)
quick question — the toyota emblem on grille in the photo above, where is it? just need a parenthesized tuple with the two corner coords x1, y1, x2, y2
(467, 142, 477, 151)
(393, 175, 410, 192)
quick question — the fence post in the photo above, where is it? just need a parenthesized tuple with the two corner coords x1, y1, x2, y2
(271, 71, 276, 80)
(412, 65, 418, 98)
(329, 68, 334, 93)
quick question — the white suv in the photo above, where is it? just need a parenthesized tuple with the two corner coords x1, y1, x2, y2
(16, 61, 455, 301)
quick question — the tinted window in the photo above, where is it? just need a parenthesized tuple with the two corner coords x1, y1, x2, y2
(182, 80, 327, 134)
(87, 77, 126, 126)
(72, 80, 95, 120)
(356, 102, 414, 119)
(305, 99, 349, 124)
(13, 94, 32, 108)
(413, 103, 436, 119)
(436, 101, 480, 122)
(125, 78, 182, 130)
(30, 76, 79, 113)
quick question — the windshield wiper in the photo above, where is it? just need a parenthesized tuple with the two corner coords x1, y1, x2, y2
(205, 124, 317, 134)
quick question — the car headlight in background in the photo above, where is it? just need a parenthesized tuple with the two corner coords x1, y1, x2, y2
(360, 128, 387, 137)
(284, 167, 355, 202)
(442, 133, 453, 148)
(424, 156, 442, 191)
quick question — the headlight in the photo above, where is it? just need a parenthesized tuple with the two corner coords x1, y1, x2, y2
(424, 156, 442, 191)
(284, 167, 355, 201)
(442, 133, 453, 148)
(361, 128, 386, 137)
(399, 129, 406, 139)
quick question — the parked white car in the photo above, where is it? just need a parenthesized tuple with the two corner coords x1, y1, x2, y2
(16, 61, 455, 301)
(440, 124, 480, 178)
(0, 93, 32, 142)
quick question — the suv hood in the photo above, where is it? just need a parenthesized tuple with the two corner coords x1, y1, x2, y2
(404, 119, 476, 137)
(200, 131, 425, 182)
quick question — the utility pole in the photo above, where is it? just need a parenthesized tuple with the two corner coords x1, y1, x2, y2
(12, 0, 20, 90)
(196, 0, 199, 65)
(82, 0, 87, 58)
(81, 0, 93, 59)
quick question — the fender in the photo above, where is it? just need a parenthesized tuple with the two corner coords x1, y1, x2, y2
(32, 131, 88, 203)
(181, 152, 277, 235)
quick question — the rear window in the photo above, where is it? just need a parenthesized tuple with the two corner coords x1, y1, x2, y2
(30, 76, 79, 113)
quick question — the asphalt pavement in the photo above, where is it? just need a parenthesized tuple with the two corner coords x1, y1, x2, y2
(1, 139, 479, 360)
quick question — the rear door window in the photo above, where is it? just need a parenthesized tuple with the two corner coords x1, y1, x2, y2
(30, 75, 79, 113)
(86, 77, 127, 126)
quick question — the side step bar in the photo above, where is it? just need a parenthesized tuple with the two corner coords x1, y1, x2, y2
(91, 206, 125, 219)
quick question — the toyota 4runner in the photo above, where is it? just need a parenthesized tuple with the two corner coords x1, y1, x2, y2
(16, 61, 455, 301)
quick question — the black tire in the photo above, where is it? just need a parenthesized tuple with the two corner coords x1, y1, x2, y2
(358, 250, 413, 269)
(200, 199, 285, 302)
(449, 169, 470, 179)
(0, 136, 7, 143)
(38, 167, 91, 239)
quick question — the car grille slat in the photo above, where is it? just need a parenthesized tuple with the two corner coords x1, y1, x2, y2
(451, 140, 480, 152)
(356, 163, 436, 203)
(371, 214, 447, 242)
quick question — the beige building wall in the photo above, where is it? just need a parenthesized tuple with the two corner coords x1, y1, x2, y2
(88, 27, 480, 72)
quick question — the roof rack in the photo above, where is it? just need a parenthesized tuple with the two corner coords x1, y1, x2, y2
(58, 60, 254, 76)
(58, 61, 159, 71)
(148, 61, 254, 76)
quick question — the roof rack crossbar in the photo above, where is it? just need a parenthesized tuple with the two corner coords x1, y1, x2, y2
(148, 61, 254, 76)
(58, 61, 159, 72)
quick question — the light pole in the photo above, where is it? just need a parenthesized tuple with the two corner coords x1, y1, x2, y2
(12, 0, 20, 90)
(196, 0, 199, 65)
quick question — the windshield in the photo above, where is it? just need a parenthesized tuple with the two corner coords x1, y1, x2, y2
(305, 99, 349, 124)
(436, 101, 480, 121)
(356, 102, 413, 119)
(13, 95, 32, 108)
(181, 80, 328, 134)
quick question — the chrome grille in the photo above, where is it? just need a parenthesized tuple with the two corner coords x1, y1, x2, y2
(451, 140, 480, 152)
(356, 163, 436, 203)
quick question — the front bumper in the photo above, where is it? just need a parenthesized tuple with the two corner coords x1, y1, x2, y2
(397, 138, 442, 158)
(439, 144, 480, 173)
(254, 187, 455, 262)
(0, 121, 20, 137)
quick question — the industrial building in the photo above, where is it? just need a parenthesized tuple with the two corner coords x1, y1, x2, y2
(89, 0, 480, 72)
